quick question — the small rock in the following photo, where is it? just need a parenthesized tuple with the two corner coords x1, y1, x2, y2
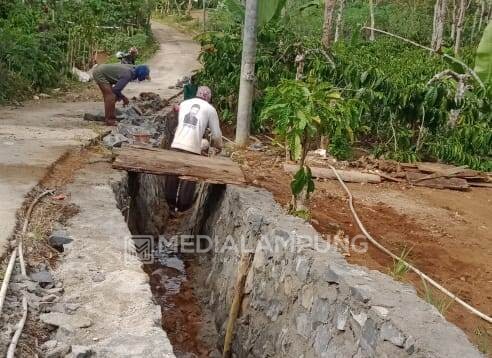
(40, 312, 92, 331)
(41, 294, 59, 303)
(103, 133, 129, 148)
(380, 322, 406, 347)
(351, 311, 368, 328)
(44, 342, 70, 358)
(71, 345, 95, 358)
(249, 142, 264, 151)
(336, 306, 349, 331)
(48, 230, 73, 252)
(30, 270, 54, 287)
(91, 272, 105, 282)
(65, 303, 81, 314)
(40, 340, 58, 351)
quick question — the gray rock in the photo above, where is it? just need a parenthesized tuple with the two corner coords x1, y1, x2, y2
(313, 325, 330, 354)
(103, 133, 129, 148)
(40, 340, 58, 351)
(380, 322, 406, 347)
(351, 311, 368, 328)
(71, 345, 95, 358)
(300, 284, 314, 310)
(311, 299, 330, 325)
(48, 230, 73, 252)
(40, 312, 92, 331)
(296, 313, 311, 338)
(336, 306, 349, 331)
(44, 341, 70, 358)
(30, 270, 54, 286)
(360, 318, 378, 353)
(91, 271, 106, 282)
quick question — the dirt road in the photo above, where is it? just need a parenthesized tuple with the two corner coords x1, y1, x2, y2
(0, 21, 200, 259)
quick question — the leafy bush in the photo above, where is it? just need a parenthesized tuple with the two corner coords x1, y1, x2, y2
(196, 1, 491, 170)
(0, 0, 155, 102)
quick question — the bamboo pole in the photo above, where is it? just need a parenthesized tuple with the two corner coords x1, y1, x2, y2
(222, 253, 254, 358)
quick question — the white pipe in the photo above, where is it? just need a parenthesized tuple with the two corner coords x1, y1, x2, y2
(6, 294, 27, 358)
(0, 248, 18, 315)
(19, 190, 54, 276)
(328, 164, 492, 324)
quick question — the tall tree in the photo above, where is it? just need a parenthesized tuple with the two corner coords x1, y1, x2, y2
(322, 0, 337, 48)
(454, 0, 467, 54)
(235, 0, 259, 146)
(431, 0, 447, 51)
(369, 0, 375, 41)
(334, 0, 345, 42)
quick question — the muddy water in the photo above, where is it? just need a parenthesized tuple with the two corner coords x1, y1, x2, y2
(141, 216, 218, 358)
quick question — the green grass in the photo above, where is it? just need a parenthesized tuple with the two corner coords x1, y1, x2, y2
(388, 247, 412, 281)
(152, 13, 202, 36)
(421, 278, 454, 315)
(475, 326, 491, 355)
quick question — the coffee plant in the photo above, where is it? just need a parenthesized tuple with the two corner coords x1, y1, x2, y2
(195, 0, 491, 171)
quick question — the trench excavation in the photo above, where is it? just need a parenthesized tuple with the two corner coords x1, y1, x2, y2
(115, 172, 224, 357)
(111, 167, 483, 358)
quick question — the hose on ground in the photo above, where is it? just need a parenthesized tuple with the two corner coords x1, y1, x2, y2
(328, 164, 492, 324)
(0, 248, 18, 315)
(0, 189, 54, 356)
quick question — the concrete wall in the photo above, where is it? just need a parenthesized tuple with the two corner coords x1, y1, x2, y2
(198, 186, 482, 358)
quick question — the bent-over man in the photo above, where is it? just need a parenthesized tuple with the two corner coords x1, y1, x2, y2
(93, 63, 150, 126)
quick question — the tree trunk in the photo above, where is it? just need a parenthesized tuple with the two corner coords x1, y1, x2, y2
(186, 0, 193, 16)
(478, 0, 485, 31)
(235, 0, 259, 146)
(334, 0, 345, 42)
(471, 5, 480, 39)
(451, 0, 457, 40)
(322, 0, 337, 48)
(369, 0, 375, 41)
(454, 0, 467, 55)
(431, 0, 447, 51)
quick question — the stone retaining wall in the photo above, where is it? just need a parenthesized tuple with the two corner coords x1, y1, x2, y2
(198, 186, 482, 357)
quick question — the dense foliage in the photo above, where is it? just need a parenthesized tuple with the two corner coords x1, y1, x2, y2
(0, 0, 156, 102)
(196, 0, 492, 170)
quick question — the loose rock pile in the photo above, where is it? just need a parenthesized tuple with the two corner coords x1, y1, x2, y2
(84, 92, 179, 149)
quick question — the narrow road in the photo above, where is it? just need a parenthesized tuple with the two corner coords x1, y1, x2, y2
(0, 21, 200, 258)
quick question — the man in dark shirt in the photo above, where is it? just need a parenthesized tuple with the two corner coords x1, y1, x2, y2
(92, 64, 150, 126)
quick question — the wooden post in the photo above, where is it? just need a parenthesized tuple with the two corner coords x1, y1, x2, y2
(235, 0, 259, 146)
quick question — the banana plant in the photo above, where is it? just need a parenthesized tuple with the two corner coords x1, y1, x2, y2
(221, 0, 287, 26)
(474, 20, 492, 88)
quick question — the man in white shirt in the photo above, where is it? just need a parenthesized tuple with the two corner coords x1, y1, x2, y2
(166, 86, 223, 211)
(171, 86, 223, 154)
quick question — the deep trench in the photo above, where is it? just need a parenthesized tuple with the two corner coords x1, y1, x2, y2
(115, 172, 225, 357)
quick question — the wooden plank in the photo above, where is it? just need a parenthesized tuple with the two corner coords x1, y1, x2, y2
(417, 162, 468, 174)
(406, 172, 470, 191)
(469, 182, 492, 188)
(113, 146, 246, 186)
(283, 163, 381, 183)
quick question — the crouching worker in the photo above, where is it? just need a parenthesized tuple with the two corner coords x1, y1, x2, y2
(92, 64, 150, 126)
(166, 86, 223, 211)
